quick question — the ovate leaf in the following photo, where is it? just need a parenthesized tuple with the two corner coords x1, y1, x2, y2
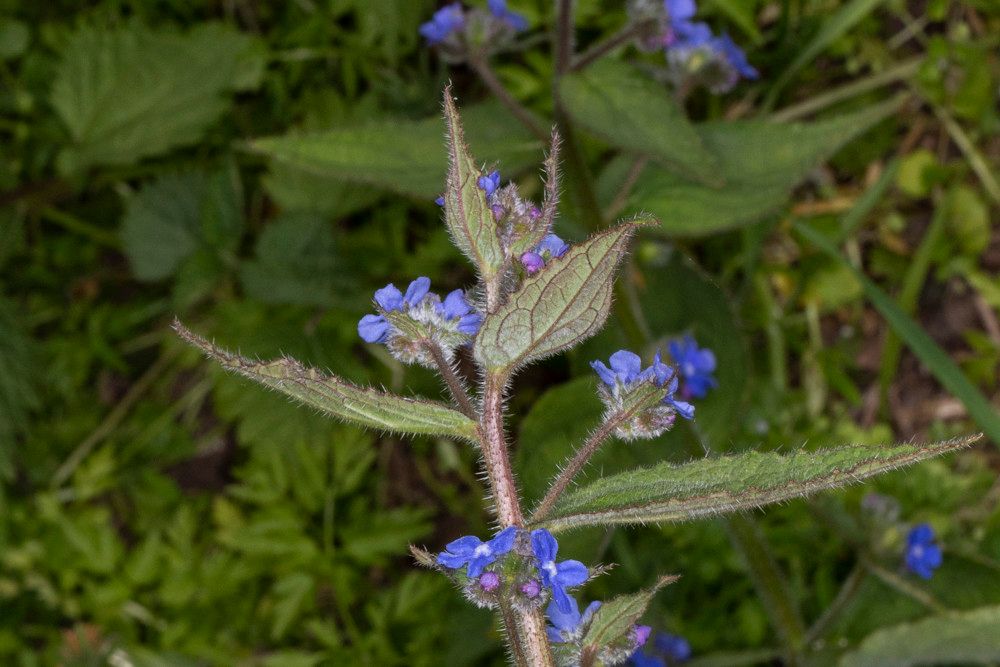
(559, 60, 721, 185)
(251, 101, 541, 199)
(51, 22, 265, 172)
(628, 100, 899, 236)
(120, 167, 242, 281)
(582, 576, 678, 658)
(442, 89, 504, 278)
(174, 322, 479, 441)
(840, 605, 1000, 667)
(533, 436, 978, 532)
(475, 220, 649, 371)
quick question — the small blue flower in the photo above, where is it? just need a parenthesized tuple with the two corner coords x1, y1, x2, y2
(530, 529, 588, 613)
(435, 195, 445, 206)
(520, 251, 545, 274)
(403, 277, 431, 306)
(661, 0, 756, 88)
(477, 170, 501, 197)
(437, 526, 518, 578)
(545, 596, 601, 643)
(438, 289, 483, 335)
(655, 632, 692, 661)
(715, 33, 758, 79)
(904, 523, 943, 580)
(419, 3, 465, 44)
(536, 233, 569, 259)
(591, 349, 695, 425)
(591, 349, 645, 386)
(668, 336, 717, 399)
(488, 0, 529, 32)
(358, 314, 390, 343)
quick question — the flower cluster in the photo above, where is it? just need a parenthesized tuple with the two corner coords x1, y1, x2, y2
(668, 335, 717, 399)
(547, 595, 653, 665)
(904, 523, 943, 580)
(436, 527, 587, 612)
(591, 349, 695, 440)
(628, 631, 692, 666)
(357, 277, 482, 366)
(420, 0, 528, 62)
(628, 0, 757, 93)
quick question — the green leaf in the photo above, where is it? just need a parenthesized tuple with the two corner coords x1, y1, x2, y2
(239, 213, 358, 307)
(251, 101, 542, 200)
(51, 23, 265, 172)
(271, 573, 315, 640)
(582, 576, 678, 657)
(442, 89, 505, 278)
(795, 222, 1000, 446)
(533, 436, 978, 532)
(628, 100, 899, 236)
(120, 167, 243, 281)
(474, 220, 649, 372)
(0, 298, 39, 479)
(174, 322, 479, 441)
(0, 18, 29, 60)
(839, 605, 1000, 667)
(559, 60, 721, 186)
(765, 0, 889, 108)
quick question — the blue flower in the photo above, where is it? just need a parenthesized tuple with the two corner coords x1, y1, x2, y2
(629, 653, 665, 667)
(530, 529, 588, 613)
(437, 527, 518, 578)
(655, 632, 692, 661)
(536, 233, 569, 259)
(435, 195, 445, 206)
(904, 523, 943, 580)
(358, 314, 391, 343)
(590, 350, 695, 420)
(477, 170, 501, 197)
(438, 289, 483, 335)
(661, 0, 756, 87)
(419, 3, 465, 44)
(545, 596, 601, 643)
(668, 336, 717, 399)
(715, 33, 758, 79)
(488, 0, 529, 32)
(591, 349, 646, 386)
(520, 251, 545, 274)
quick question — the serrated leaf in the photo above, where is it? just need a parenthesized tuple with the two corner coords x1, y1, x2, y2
(51, 22, 265, 172)
(559, 60, 721, 185)
(533, 436, 978, 532)
(251, 101, 541, 200)
(120, 167, 243, 281)
(174, 322, 479, 441)
(628, 100, 899, 236)
(442, 90, 505, 278)
(839, 605, 1000, 667)
(474, 220, 647, 371)
(582, 575, 678, 655)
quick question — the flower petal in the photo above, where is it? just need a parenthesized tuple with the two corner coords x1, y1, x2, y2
(488, 526, 519, 554)
(590, 360, 617, 387)
(554, 559, 588, 587)
(373, 284, 403, 311)
(443, 535, 484, 555)
(609, 350, 643, 382)
(358, 314, 390, 343)
(530, 529, 558, 562)
(404, 277, 432, 305)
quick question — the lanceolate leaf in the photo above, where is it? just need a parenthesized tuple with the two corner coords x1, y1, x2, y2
(533, 436, 979, 532)
(582, 575, 678, 654)
(442, 89, 505, 279)
(628, 99, 900, 236)
(559, 60, 721, 186)
(475, 219, 650, 372)
(174, 322, 479, 441)
(839, 605, 1000, 667)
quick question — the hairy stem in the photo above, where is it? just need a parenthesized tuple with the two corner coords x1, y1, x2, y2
(531, 411, 630, 523)
(470, 57, 549, 142)
(499, 602, 529, 667)
(424, 342, 477, 419)
(554, 0, 575, 75)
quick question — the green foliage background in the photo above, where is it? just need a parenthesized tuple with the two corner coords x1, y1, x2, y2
(0, 0, 998, 664)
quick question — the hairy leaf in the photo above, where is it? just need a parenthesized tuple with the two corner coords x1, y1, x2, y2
(840, 605, 1000, 667)
(51, 22, 265, 173)
(174, 322, 479, 441)
(628, 99, 899, 236)
(559, 60, 721, 185)
(582, 575, 678, 654)
(475, 220, 650, 371)
(251, 101, 541, 199)
(442, 89, 505, 278)
(533, 436, 979, 532)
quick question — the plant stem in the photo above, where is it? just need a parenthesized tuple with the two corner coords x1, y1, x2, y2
(424, 341, 477, 419)
(499, 602, 529, 667)
(470, 57, 549, 142)
(531, 412, 629, 523)
(554, 0, 575, 76)
(803, 564, 866, 646)
(571, 22, 646, 72)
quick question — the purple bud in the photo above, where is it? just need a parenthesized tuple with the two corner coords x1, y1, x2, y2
(477, 170, 501, 197)
(492, 203, 506, 220)
(520, 579, 541, 598)
(435, 195, 445, 206)
(480, 572, 501, 591)
(521, 251, 545, 274)
(528, 206, 542, 219)
(635, 625, 652, 647)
